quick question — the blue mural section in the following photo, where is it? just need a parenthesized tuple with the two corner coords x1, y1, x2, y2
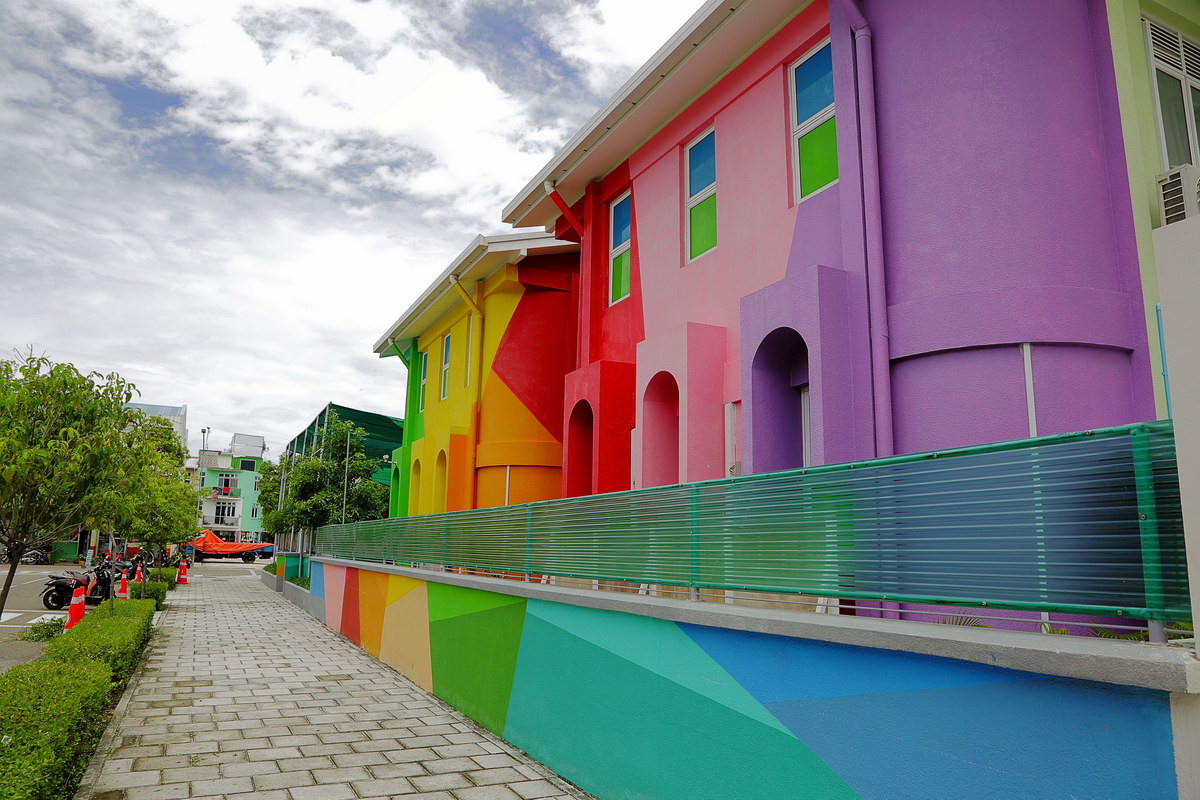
(679, 623, 1178, 800)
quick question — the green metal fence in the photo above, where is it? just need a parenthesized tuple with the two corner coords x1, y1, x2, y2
(315, 421, 1190, 622)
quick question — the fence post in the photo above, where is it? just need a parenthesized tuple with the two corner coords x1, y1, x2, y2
(524, 505, 534, 582)
(1131, 427, 1167, 643)
(689, 485, 701, 601)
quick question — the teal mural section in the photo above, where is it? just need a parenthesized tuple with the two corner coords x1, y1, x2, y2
(502, 601, 860, 800)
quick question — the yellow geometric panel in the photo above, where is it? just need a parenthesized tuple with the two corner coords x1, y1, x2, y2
(387, 574, 424, 606)
(380, 581, 433, 691)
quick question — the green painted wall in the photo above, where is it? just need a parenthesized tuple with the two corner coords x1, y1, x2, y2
(392, 339, 423, 518)
(1107, 0, 1200, 417)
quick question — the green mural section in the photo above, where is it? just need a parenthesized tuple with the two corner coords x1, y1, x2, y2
(427, 583, 526, 735)
(502, 600, 860, 800)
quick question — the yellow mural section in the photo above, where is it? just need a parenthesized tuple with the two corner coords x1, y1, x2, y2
(406, 264, 563, 515)
(378, 577, 432, 691)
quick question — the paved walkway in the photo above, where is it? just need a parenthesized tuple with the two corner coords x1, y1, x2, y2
(77, 568, 592, 800)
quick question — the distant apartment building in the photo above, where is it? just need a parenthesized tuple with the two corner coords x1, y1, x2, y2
(193, 433, 267, 542)
(127, 402, 188, 448)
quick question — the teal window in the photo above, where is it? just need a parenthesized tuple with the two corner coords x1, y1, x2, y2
(686, 130, 717, 259)
(418, 351, 428, 412)
(791, 41, 838, 199)
(440, 334, 451, 399)
(609, 192, 632, 303)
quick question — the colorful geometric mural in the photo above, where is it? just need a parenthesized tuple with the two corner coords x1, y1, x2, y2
(310, 559, 1180, 800)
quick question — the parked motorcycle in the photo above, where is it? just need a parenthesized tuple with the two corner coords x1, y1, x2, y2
(40, 559, 127, 609)
(20, 549, 48, 565)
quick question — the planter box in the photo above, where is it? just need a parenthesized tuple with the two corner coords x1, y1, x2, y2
(282, 579, 324, 623)
(259, 570, 282, 593)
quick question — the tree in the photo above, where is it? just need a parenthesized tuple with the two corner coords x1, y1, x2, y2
(0, 353, 149, 617)
(261, 412, 388, 543)
(120, 416, 201, 568)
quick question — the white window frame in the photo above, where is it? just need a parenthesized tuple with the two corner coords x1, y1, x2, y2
(440, 333, 451, 400)
(251, 503, 260, 520)
(790, 38, 837, 203)
(684, 127, 717, 262)
(1144, 17, 1200, 170)
(609, 190, 632, 305)
(418, 351, 428, 412)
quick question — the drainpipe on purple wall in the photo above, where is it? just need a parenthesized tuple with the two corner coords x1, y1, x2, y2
(833, 0, 894, 459)
(835, 0, 898, 620)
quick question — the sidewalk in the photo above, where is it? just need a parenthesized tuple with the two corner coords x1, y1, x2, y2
(76, 567, 592, 800)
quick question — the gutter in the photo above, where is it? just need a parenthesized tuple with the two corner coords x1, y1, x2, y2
(833, 0, 894, 457)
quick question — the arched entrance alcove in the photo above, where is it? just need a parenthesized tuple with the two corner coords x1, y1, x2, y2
(751, 327, 811, 472)
(642, 371, 681, 487)
(566, 400, 595, 497)
(433, 452, 447, 513)
(409, 460, 422, 515)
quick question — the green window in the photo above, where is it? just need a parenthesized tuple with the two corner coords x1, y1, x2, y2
(610, 192, 632, 303)
(686, 130, 717, 259)
(791, 41, 837, 199)
(440, 334, 451, 400)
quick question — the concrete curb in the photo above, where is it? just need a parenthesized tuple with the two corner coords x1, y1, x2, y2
(281, 579, 324, 622)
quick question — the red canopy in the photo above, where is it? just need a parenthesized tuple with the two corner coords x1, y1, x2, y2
(190, 530, 271, 554)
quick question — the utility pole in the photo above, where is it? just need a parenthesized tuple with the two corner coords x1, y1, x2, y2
(341, 426, 351, 524)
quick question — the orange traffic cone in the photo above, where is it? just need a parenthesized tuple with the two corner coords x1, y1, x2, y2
(64, 585, 86, 630)
(133, 563, 143, 583)
(176, 560, 189, 585)
(116, 569, 129, 599)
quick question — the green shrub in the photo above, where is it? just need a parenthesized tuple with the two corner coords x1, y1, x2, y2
(18, 618, 64, 642)
(262, 561, 277, 574)
(149, 567, 177, 588)
(42, 600, 156, 684)
(133, 580, 168, 609)
(287, 576, 310, 590)
(0, 660, 113, 800)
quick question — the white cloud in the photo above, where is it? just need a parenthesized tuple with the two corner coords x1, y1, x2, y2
(0, 0, 705, 458)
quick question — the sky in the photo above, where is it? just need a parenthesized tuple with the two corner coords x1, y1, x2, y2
(0, 0, 704, 457)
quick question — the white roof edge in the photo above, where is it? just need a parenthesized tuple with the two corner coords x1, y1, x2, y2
(501, 0, 809, 229)
(371, 231, 577, 354)
(501, 0, 745, 225)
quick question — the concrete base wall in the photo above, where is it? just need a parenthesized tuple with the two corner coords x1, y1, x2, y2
(282, 579, 324, 623)
(259, 570, 282, 593)
(305, 557, 1190, 800)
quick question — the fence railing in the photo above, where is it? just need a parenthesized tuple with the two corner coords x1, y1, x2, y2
(315, 421, 1190, 622)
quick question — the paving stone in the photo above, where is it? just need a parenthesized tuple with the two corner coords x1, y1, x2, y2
(352, 777, 418, 795)
(311, 765, 372, 784)
(468, 767, 529, 786)
(253, 770, 317, 791)
(452, 786, 523, 800)
(412, 773, 473, 791)
(424, 757, 485, 774)
(288, 783, 356, 800)
(510, 780, 562, 799)
(122, 784, 192, 800)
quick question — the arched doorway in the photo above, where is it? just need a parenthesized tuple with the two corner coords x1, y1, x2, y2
(566, 400, 594, 497)
(409, 460, 422, 515)
(751, 327, 811, 472)
(389, 464, 402, 517)
(433, 452, 448, 513)
(642, 371, 681, 487)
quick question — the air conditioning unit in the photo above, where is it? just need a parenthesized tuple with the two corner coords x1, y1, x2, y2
(1157, 164, 1200, 225)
